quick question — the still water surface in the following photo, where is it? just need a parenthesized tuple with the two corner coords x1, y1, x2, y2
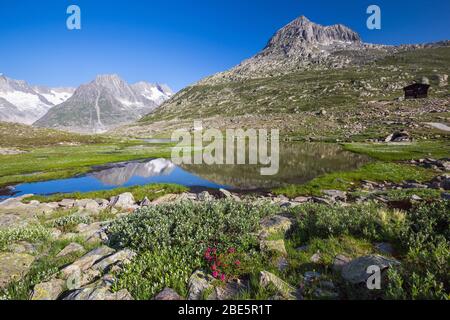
(2, 143, 369, 198)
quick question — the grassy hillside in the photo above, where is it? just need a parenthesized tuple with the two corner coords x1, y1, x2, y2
(142, 46, 450, 122)
(0, 122, 105, 148)
(122, 46, 449, 141)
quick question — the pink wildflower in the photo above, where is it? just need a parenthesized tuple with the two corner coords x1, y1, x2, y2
(212, 271, 219, 278)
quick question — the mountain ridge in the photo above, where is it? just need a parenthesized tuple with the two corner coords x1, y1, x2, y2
(34, 74, 173, 133)
(0, 74, 74, 125)
(199, 16, 447, 84)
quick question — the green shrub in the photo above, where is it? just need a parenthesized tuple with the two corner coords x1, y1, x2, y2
(107, 199, 278, 299)
(112, 248, 202, 300)
(289, 202, 406, 243)
(385, 201, 450, 300)
(0, 225, 51, 250)
(50, 215, 93, 233)
(107, 199, 277, 255)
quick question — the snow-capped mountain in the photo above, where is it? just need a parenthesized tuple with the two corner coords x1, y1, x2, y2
(0, 74, 74, 125)
(32, 86, 75, 106)
(131, 82, 174, 105)
(34, 74, 173, 133)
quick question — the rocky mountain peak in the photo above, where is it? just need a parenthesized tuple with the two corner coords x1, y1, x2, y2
(265, 15, 361, 54)
(95, 74, 122, 83)
(200, 16, 369, 83)
(94, 74, 128, 89)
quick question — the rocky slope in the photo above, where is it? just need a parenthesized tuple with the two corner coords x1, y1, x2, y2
(34, 75, 173, 133)
(0, 74, 74, 125)
(129, 16, 449, 140)
(201, 15, 386, 83)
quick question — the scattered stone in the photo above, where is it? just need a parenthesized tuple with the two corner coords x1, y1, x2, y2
(66, 268, 101, 290)
(219, 189, 240, 201)
(64, 287, 133, 300)
(385, 131, 410, 142)
(260, 239, 287, 256)
(209, 279, 248, 300)
(187, 270, 214, 300)
(310, 252, 321, 263)
(76, 222, 109, 243)
(332, 255, 351, 272)
(32, 279, 66, 300)
(341, 255, 400, 284)
(304, 271, 321, 283)
(154, 288, 183, 300)
(140, 197, 152, 207)
(91, 249, 136, 272)
(0, 195, 33, 210)
(443, 177, 450, 191)
(312, 197, 332, 205)
(196, 191, 214, 201)
(260, 215, 293, 236)
(109, 193, 135, 209)
(45, 202, 60, 210)
(0, 252, 35, 289)
(323, 190, 347, 201)
(6, 241, 37, 255)
(259, 271, 298, 300)
(276, 256, 289, 271)
(61, 246, 115, 278)
(0, 214, 24, 229)
(178, 193, 198, 201)
(435, 74, 448, 87)
(96, 199, 109, 209)
(74, 199, 100, 212)
(420, 76, 430, 85)
(59, 199, 75, 208)
(293, 196, 310, 203)
(56, 243, 85, 258)
(84, 200, 101, 212)
(66, 267, 82, 290)
(404, 182, 428, 189)
(375, 243, 395, 255)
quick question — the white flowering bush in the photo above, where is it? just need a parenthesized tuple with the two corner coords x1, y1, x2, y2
(108, 199, 278, 299)
(107, 199, 278, 255)
(0, 225, 51, 250)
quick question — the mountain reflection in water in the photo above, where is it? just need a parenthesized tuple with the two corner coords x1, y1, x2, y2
(2, 143, 370, 198)
(91, 158, 176, 186)
(181, 143, 370, 189)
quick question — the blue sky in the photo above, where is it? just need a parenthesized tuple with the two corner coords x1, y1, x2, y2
(0, 0, 449, 91)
